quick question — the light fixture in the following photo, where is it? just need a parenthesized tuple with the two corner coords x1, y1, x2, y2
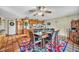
(28, 6, 52, 17)
(38, 12, 43, 15)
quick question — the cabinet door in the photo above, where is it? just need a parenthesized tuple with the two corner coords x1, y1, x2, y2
(71, 21, 77, 28)
(30, 20, 37, 24)
(17, 20, 23, 34)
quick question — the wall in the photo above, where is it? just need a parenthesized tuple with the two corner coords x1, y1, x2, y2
(45, 14, 79, 37)
(0, 18, 16, 35)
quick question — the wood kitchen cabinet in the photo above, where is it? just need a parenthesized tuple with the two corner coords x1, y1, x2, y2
(69, 20, 79, 45)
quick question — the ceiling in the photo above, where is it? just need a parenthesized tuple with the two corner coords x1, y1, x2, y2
(0, 6, 79, 20)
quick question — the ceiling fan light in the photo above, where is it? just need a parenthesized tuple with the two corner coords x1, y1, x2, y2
(43, 8, 48, 11)
(33, 12, 37, 16)
(38, 12, 43, 15)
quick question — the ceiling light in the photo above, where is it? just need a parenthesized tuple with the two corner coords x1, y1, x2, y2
(38, 12, 43, 15)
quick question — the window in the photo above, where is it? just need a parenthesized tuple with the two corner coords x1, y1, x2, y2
(0, 18, 1, 25)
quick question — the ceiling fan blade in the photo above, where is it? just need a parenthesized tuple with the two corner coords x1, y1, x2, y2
(29, 9, 36, 12)
(45, 11, 52, 13)
(36, 6, 41, 10)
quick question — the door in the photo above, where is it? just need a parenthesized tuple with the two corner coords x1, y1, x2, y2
(8, 20, 16, 35)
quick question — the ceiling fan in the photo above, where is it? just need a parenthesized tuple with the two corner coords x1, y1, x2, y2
(28, 6, 52, 17)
